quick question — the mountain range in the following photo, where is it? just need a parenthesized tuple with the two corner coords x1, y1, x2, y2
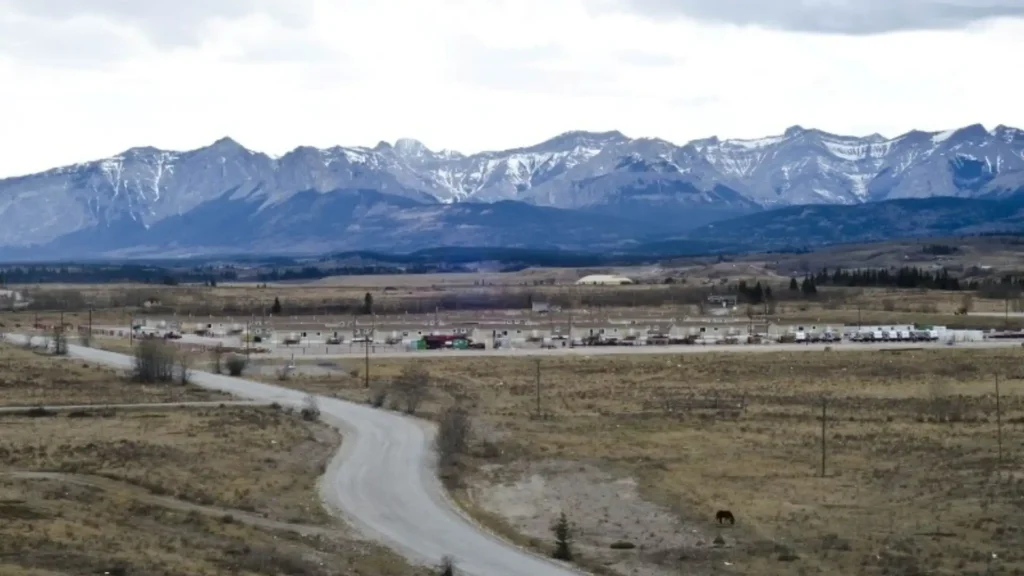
(1, 123, 1023, 259)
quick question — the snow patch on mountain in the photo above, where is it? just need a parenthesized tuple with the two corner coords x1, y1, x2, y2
(3, 124, 1024, 251)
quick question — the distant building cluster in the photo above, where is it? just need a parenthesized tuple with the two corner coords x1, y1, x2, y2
(128, 313, 989, 351)
(0, 289, 29, 310)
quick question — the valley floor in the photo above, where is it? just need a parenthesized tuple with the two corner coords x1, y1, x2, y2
(255, 348, 1024, 576)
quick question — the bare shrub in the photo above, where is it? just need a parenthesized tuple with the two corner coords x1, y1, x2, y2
(51, 327, 68, 356)
(959, 293, 974, 314)
(133, 340, 176, 383)
(369, 386, 388, 408)
(882, 299, 896, 312)
(393, 364, 430, 414)
(225, 354, 247, 377)
(177, 350, 193, 385)
(300, 394, 320, 421)
(211, 346, 224, 374)
(436, 404, 472, 486)
(928, 380, 965, 422)
(437, 555, 456, 576)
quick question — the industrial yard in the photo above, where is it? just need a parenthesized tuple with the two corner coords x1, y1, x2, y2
(69, 305, 1012, 360)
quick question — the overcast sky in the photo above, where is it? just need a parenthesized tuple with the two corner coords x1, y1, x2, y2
(1, 0, 1023, 177)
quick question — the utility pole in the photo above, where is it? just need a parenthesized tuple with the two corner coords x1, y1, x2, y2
(364, 329, 370, 388)
(763, 298, 768, 321)
(996, 374, 1003, 480)
(568, 308, 574, 348)
(820, 396, 828, 478)
(535, 358, 542, 417)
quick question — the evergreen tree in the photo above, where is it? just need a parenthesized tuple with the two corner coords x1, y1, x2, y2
(751, 281, 764, 304)
(789, 277, 799, 291)
(801, 276, 817, 296)
(551, 512, 574, 561)
(363, 292, 374, 315)
(271, 297, 282, 315)
(437, 556, 455, 576)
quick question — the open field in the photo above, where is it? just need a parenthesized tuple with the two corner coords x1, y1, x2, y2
(0, 344, 425, 576)
(252, 348, 1024, 576)
(756, 235, 1024, 276)
(0, 406, 337, 525)
(0, 343, 228, 406)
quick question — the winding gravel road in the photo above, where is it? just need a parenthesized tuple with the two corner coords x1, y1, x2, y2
(1, 335, 580, 576)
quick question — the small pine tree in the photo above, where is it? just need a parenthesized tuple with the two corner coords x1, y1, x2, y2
(437, 555, 455, 576)
(271, 297, 282, 315)
(789, 277, 799, 291)
(551, 512, 574, 561)
(363, 292, 373, 315)
(801, 277, 817, 296)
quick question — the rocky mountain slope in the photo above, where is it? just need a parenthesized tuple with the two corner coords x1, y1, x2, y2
(1, 124, 1023, 257)
(684, 195, 1024, 249)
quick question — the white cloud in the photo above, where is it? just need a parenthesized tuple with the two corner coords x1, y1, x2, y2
(599, 0, 1024, 35)
(1, 0, 1023, 178)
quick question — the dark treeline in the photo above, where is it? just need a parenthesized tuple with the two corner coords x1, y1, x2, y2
(735, 280, 774, 304)
(810, 266, 963, 290)
(0, 265, 238, 285)
(180, 287, 715, 317)
(256, 264, 471, 282)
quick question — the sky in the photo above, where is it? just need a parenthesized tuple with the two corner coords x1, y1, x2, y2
(1, 0, 1024, 177)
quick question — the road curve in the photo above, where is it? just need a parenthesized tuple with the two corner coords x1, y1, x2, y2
(1, 335, 581, 576)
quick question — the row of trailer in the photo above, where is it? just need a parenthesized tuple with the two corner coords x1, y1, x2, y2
(845, 328, 940, 342)
(792, 327, 941, 343)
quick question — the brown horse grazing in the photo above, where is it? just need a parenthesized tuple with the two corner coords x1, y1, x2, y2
(715, 510, 735, 525)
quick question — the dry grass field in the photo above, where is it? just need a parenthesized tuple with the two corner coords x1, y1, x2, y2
(0, 407, 337, 525)
(760, 236, 1024, 276)
(256, 348, 1024, 576)
(0, 343, 226, 406)
(0, 344, 425, 576)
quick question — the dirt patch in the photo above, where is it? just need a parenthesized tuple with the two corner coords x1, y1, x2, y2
(467, 461, 718, 576)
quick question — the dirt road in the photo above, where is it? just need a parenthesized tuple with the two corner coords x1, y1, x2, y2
(2, 334, 582, 576)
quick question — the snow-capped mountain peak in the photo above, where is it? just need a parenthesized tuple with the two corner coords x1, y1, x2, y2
(394, 137, 430, 156)
(2, 124, 1023, 253)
